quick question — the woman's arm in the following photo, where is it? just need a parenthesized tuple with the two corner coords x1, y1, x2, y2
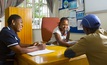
(19, 42, 38, 47)
(65, 31, 70, 42)
(54, 33, 73, 47)
(10, 43, 46, 54)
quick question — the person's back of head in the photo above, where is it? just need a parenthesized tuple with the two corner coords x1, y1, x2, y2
(81, 14, 101, 34)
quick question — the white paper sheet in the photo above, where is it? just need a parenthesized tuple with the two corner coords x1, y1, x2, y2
(27, 49, 55, 56)
(68, 17, 77, 27)
(77, 20, 83, 30)
(66, 41, 77, 44)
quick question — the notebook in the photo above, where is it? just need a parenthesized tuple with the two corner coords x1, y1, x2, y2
(27, 49, 55, 56)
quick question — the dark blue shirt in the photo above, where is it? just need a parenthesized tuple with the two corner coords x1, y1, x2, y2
(0, 26, 20, 61)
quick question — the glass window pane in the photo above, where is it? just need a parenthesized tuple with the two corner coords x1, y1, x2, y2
(27, 0, 32, 3)
(41, 5, 49, 17)
(18, 0, 50, 29)
(27, 4, 32, 8)
(35, 0, 39, 3)
(43, 0, 47, 4)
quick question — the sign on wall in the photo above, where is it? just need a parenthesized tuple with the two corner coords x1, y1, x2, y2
(59, 0, 85, 33)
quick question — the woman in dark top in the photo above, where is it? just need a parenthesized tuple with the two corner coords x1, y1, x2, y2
(0, 14, 45, 65)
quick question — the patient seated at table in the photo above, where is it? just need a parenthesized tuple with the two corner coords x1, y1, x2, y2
(48, 17, 77, 47)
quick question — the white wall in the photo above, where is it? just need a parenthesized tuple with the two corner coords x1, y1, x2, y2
(85, 0, 107, 14)
(95, 13, 107, 30)
(32, 29, 42, 42)
(52, 0, 59, 17)
(0, 16, 5, 30)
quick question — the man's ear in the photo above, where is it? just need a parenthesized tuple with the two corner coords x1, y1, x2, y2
(85, 27, 90, 34)
(12, 20, 15, 25)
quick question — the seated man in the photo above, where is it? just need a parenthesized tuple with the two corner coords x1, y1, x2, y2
(64, 14, 107, 65)
(0, 14, 46, 65)
(48, 17, 77, 47)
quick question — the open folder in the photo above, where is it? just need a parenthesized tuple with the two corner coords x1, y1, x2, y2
(27, 49, 55, 56)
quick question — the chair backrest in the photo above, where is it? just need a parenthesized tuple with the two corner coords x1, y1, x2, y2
(41, 17, 60, 42)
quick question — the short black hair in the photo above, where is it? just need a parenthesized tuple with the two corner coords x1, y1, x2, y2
(7, 14, 22, 26)
(83, 25, 99, 33)
(88, 27, 99, 33)
(59, 17, 69, 26)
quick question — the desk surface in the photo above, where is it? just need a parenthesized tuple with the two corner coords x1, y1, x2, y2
(16, 46, 88, 65)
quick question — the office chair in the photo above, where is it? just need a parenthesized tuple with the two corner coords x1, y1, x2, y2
(41, 17, 60, 42)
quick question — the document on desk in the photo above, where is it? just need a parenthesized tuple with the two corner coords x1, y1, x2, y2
(27, 49, 55, 56)
(66, 40, 77, 44)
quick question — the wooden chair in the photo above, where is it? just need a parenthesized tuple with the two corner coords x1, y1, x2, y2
(41, 17, 60, 42)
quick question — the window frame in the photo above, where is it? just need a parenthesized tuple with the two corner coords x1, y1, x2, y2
(18, 0, 50, 29)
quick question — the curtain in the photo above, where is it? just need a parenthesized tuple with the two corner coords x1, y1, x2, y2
(46, 0, 54, 13)
(0, 0, 24, 18)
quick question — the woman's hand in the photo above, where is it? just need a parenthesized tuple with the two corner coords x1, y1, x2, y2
(63, 39, 68, 42)
(37, 44, 46, 50)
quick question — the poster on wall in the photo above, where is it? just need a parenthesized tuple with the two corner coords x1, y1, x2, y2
(68, 0, 78, 9)
(76, 0, 84, 11)
(76, 11, 84, 19)
(68, 10, 84, 33)
(63, 0, 69, 8)
(68, 17, 77, 27)
(76, 11, 84, 30)
(77, 20, 83, 30)
(59, 0, 85, 33)
(69, 10, 76, 18)
(59, 0, 78, 10)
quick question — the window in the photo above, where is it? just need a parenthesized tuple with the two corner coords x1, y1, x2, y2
(18, 0, 50, 29)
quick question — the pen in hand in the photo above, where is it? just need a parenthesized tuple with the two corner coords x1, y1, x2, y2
(32, 42, 39, 46)
(32, 41, 46, 50)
